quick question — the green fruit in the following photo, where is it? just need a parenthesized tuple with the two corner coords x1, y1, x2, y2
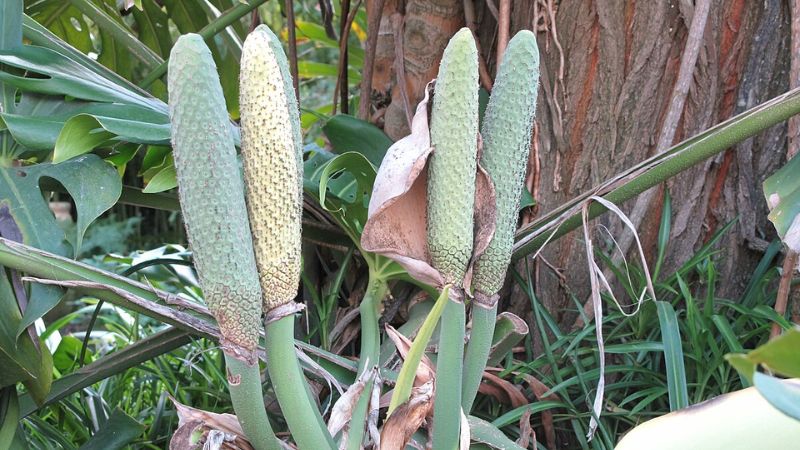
(239, 26, 302, 312)
(472, 30, 540, 297)
(168, 33, 262, 357)
(427, 27, 479, 284)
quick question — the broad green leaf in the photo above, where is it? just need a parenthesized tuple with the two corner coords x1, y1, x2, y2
(1, 95, 168, 157)
(0, 154, 121, 334)
(0, 45, 166, 111)
(77, 408, 144, 450)
(51, 335, 92, 372)
(317, 151, 376, 241)
(97, 22, 134, 82)
(105, 143, 140, 175)
(0, 386, 20, 449)
(2, 1, 22, 51)
(764, 153, 800, 252)
(656, 300, 689, 411)
(71, 0, 163, 72)
(518, 188, 534, 211)
(53, 114, 170, 162)
(0, 264, 52, 405)
(468, 416, 525, 450)
(322, 114, 393, 168)
(142, 164, 177, 193)
(726, 328, 800, 382)
(21, 14, 152, 98)
(295, 20, 365, 66)
(1, 0, 22, 157)
(298, 61, 361, 83)
(25, 1, 92, 54)
(130, 0, 173, 58)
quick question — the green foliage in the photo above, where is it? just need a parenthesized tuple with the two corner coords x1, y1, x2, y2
(1, 1, 799, 448)
(499, 216, 783, 449)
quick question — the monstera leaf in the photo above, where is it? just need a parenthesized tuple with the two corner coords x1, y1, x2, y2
(1, 155, 122, 332)
(304, 146, 376, 242)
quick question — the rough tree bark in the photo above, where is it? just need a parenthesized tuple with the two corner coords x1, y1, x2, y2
(365, 0, 791, 329)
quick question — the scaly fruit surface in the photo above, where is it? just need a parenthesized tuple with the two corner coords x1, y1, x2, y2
(427, 27, 479, 284)
(472, 30, 540, 297)
(261, 25, 304, 202)
(168, 34, 262, 357)
(239, 26, 302, 311)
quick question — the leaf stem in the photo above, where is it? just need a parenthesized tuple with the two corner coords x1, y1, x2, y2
(431, 293, 466, 449)
(513, 87, 800, 260)
(264, 314, 335, 449)
(461, 303, 497, 413)
(344, 275, 388, 449)
(224, 355, 281, 450)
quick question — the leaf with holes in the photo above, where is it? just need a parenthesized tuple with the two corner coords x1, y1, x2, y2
(0, 154, 121, 335)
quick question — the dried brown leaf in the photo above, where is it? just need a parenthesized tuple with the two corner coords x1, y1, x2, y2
(464, 141, 497, 292)
(169, 398, 254, 450)
(379, 381, 434, 450)
(516, 410, 536, 449)
(384, 324, 435, 385)
(481, 372, 527, 408)
(362, 87, 443, 287)
(328, 369, 374, 438)
(487, 368, 558, 449)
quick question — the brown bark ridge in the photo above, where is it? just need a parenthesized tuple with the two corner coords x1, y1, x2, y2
(367, 1, 791, 329)
(370, 0, 465, 139)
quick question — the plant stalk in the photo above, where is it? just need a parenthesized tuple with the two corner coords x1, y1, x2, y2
(431, 294, 466, 449)
(224, 355, 281, 450)
(512, 87, 800, 260)
(264, 314, 335, 450)
(461, 302, 497, 413)
(344, 275, 388, 449)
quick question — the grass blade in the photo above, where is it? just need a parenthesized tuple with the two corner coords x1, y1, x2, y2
(656, 301, 689, 410)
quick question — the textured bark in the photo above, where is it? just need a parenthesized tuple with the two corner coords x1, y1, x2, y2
(368, 1, 791, 329)
(371, 0, 465, 139)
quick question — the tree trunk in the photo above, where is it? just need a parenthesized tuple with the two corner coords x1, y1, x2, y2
(366, 0, 791, 328)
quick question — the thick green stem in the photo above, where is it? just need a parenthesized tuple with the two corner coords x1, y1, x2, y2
(344, 276, 388, 449)
(265, 315, 335, 450)
(224, 355, 281, 450)
(432, 295, 466, 449)
(512, 87, 800, 261)
(461, 303, 497, 413)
